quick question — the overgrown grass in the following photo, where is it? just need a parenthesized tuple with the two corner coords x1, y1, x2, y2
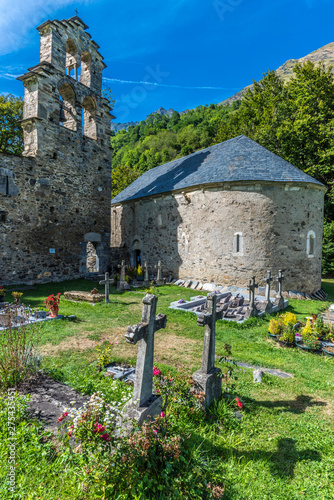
(1, 279, 334, 499)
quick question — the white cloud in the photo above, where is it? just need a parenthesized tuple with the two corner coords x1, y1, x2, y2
(104, 77, 237, 91)
(0, 0, 92, 56)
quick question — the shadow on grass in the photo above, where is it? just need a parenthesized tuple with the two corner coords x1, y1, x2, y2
(201, 435, 321, 480)
(252, 394, 326, 414)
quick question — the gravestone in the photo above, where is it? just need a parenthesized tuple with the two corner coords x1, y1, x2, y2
(99, 272, 114, 304)
(263, 270, 273, 314)
(117, 260, 129, 291)
(275, 270, 285, 310)
(156, 260, 163, 285)
(143, 261, 150, 287)
(244, 276, 259, 318)
(123, 294, 167, 425)
(193, 293, 223, 408)
(63, 291, 104, 303)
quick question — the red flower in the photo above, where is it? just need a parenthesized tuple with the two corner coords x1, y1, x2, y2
(63, 412, 68, 417)
(68, 432, 72, 437)
(153, 366, 161, 376)
(160, 412, 165, 418)
(235, 397, 243, 409)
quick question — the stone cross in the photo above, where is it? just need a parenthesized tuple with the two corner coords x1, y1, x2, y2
(156, 260, 162, 285)
(143, 261, 150, 285)
(117, 260, 128, 291)
(276, 269, 285, 310)
(99, 272, 114, 304)
(124, 294, 167, 423)
(263, 270, 273, 313)
(193, 293, 223, 408)
(245, 276, 259, 318)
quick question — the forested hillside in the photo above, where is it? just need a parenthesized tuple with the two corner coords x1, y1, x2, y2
(110, 102, 240, 197)
(111, 61, 334, 274)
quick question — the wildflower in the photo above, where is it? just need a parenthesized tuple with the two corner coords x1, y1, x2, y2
(153, 366, 161, 376)
(63, 412, 69, 417)
(160, 412, 165, 418)
(58, 415, 63, 422)
(153, 429, 158, 435)
(68, 432, 72, 437)
(235, 397, 243, 409)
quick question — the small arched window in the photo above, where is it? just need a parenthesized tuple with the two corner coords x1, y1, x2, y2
(81, 51, 92, 87)
(233, 232, 243, 255)
(82, 96, 97, 139)
(307, 230, 316, 257)
(59, 83, 77, 131)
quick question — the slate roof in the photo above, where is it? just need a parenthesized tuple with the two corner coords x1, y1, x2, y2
(111, 135, 325, 204)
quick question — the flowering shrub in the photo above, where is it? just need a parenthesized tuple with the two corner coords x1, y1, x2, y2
(282, 312, 297, 327)
(44, 293, 61, 310)
(301, 318, 321, 349)
(95, 341, 118, 370)
(12, 292, 23, 302)
(268, 318, 283, 336)
(90, 288, 98, 295)
(61, 391, 132, 454)
(0, 286, 6, 297)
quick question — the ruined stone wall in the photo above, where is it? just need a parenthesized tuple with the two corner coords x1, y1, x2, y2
(0, 17, 112, 285)
(0, 144, 111, 284)
(111, 182, 325, 293)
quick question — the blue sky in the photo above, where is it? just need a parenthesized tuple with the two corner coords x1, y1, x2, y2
(0, 0, 333, 122)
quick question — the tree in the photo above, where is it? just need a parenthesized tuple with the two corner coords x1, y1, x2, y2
(0, 94, 23, 155)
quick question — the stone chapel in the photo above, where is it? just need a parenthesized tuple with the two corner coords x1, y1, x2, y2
(110, 135, 326, 294)
(0, 16, 112, 284)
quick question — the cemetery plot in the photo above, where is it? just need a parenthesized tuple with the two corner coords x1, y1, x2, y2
(170, 291, 288, 322)
(0, 304, 58, 331)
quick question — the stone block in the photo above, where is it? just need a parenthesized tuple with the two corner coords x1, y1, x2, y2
(192, 368, 222, 408)
(202, 283, 216, 292)
(123, 394, 162, 427)
(184, 280, 192, 288)
(190, 280, 199, 289)
(63, 291, 104, 303)
(196, 282, 203, 290)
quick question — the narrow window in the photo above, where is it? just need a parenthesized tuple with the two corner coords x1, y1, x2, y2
(233, 232, 243, 255)
(0, 175, 9, 195)
(82, 96, 97, 139)
(307, 230, 316, 257)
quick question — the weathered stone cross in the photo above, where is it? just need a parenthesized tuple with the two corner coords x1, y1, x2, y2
(124, 294, 167, 423)
(117, 260, 127, 291)
(156, 260, 162, 285)
(193, 293, 223, 408)
(99, 272, 114, 304)
(276, 269, 285, 310)
(263, 270, 273, 313)
(245, 275, 259, 318)
(143, 261, 150, 286)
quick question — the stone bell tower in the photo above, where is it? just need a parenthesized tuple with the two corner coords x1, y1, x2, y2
(0, 17, 113, 284)
(18, 16, 112, 160)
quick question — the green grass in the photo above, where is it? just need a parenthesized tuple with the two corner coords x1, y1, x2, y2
(1, 279, 334, 499)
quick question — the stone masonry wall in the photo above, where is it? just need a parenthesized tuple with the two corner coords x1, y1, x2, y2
(0, 17, 112, 285)
(110, 182, 324, 293)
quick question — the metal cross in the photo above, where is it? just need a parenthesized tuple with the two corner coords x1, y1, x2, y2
(75, 8, 79, 16)
(125, 294, 167, 407)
